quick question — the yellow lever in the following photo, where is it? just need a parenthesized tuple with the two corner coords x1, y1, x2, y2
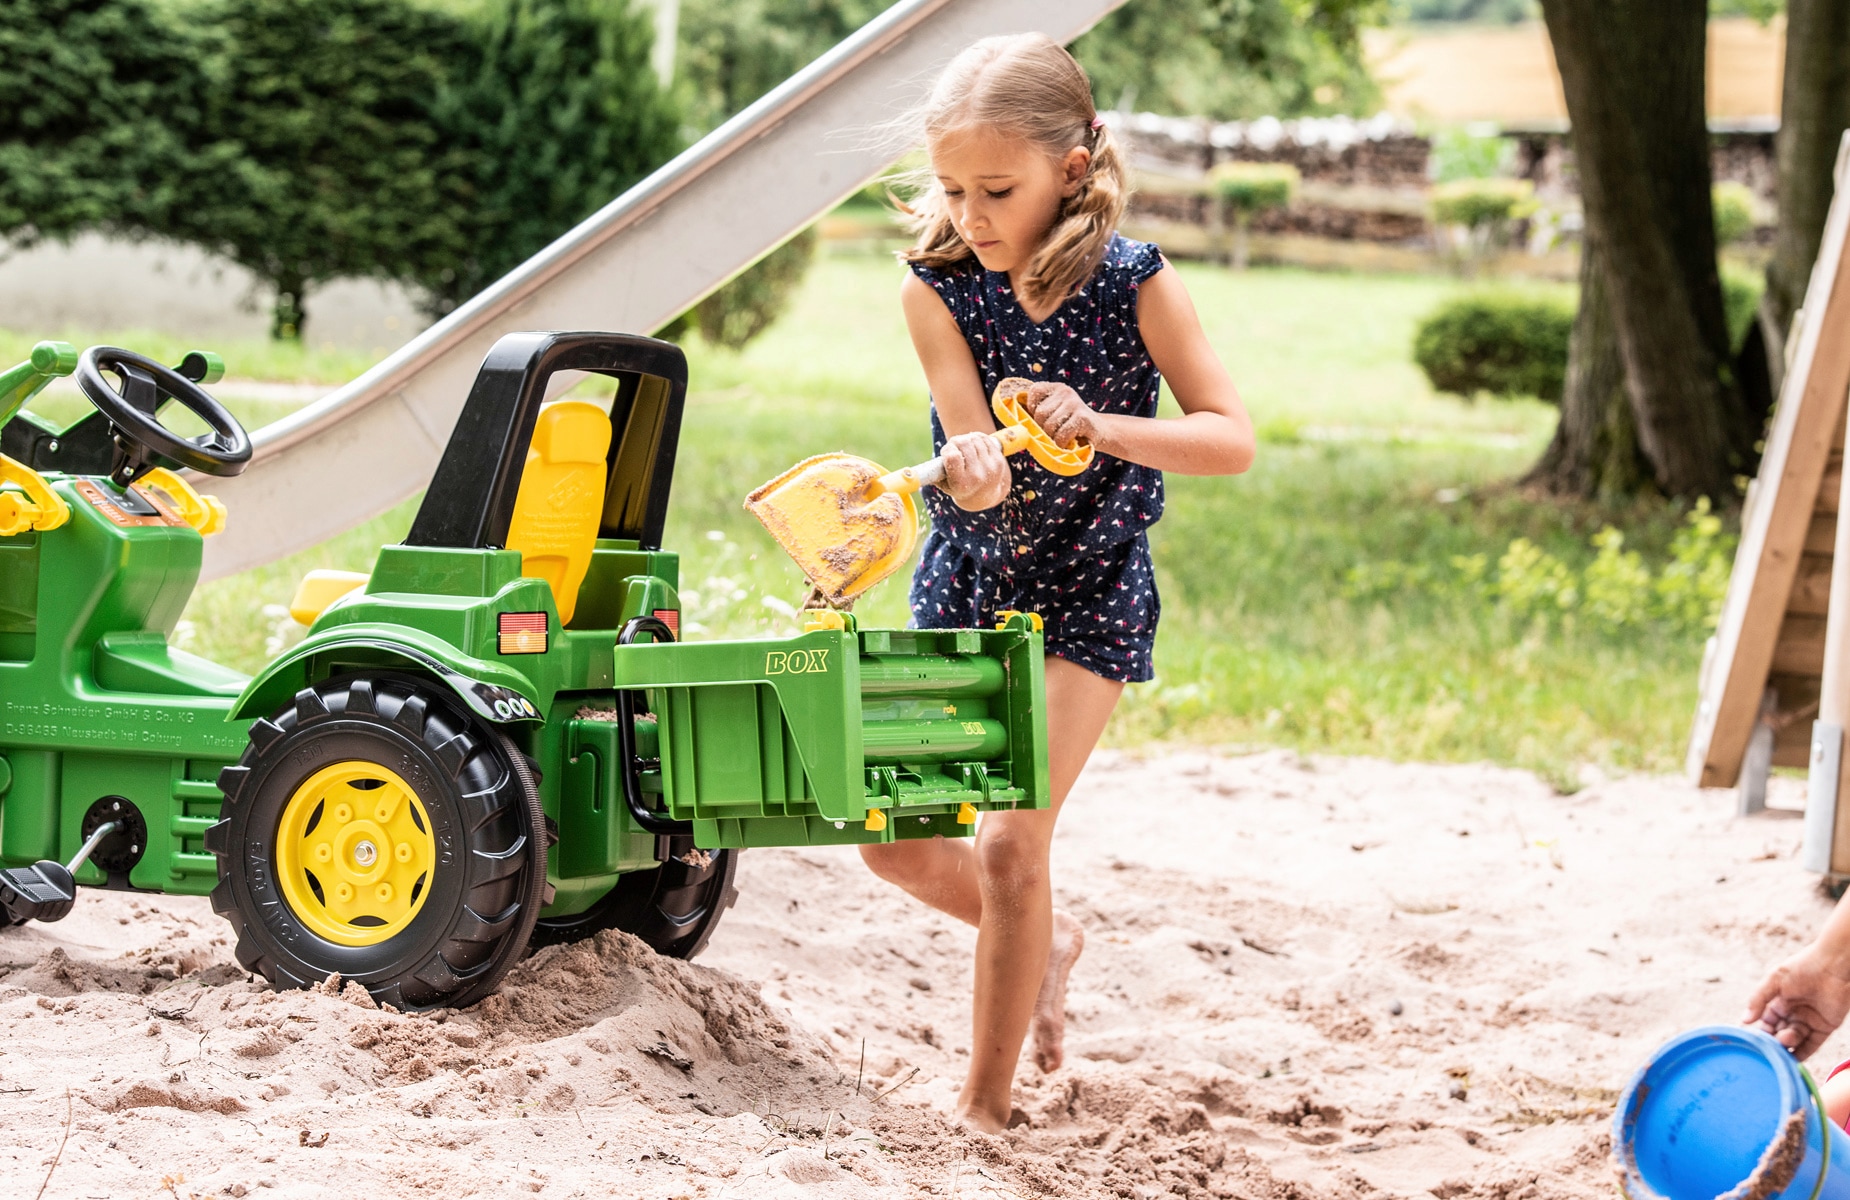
(138, 468, 228, 537)
(0, 454, 70, 537)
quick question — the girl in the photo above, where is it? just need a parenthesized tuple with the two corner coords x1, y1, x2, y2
(859, 34, 1255, 1132)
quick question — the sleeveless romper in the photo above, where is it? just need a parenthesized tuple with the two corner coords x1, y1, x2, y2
(907, 233, 1167, 683)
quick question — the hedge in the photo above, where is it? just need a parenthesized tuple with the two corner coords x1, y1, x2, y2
(1412, 291, 1573, 403)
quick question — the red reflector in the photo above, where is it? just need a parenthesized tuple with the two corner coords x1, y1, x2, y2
(498, 611, 548, 655)
(652, 608, 680, 639)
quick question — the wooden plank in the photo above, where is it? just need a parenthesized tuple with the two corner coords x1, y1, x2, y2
(1688, 134, 1850, 787)
(1809, 514, 1839, 555)
(1771, 674, 1825, 767)
(1821, 387, 1850, 871)
(1777, 723, 1814, 768)
(1824, 453, 1845, 515)
(1774, 615, 1829, 676)
(1789, 553, 1838, 616)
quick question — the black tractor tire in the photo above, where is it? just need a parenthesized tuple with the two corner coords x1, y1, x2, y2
(205, 674, 547, 1010)
(527, 836, 738, 960)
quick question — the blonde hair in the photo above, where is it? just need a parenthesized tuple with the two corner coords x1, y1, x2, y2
(899, 34, 1127, 312)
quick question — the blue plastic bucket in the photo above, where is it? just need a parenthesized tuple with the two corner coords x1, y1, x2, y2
(1615, 1026, 1850, 1200)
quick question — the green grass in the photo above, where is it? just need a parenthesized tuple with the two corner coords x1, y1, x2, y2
(0, 328, 381, 385)
(13, 252, 1711, 781)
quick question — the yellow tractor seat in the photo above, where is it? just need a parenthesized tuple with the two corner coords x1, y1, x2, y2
(506, 401, 612, 626)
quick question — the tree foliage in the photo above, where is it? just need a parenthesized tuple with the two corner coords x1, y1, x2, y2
(167, 0, 477, 339)
(0, 0, 202, 248)
(0, 0, 682, 341)
(675, 0, 887, 134)
(418, 0, 683, 318)
(1394, 0, 1781, 20)
(677, 0, 1387, 130)
(1071, 0, 1386, 120)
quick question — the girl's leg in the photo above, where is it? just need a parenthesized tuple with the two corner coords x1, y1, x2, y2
(859, 658, 1122, 1129)
(964, 658, 1124, 1129)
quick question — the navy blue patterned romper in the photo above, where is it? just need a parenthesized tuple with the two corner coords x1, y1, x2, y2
(908, 233, 1166, 684)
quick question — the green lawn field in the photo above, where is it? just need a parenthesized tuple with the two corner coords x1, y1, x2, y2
(11, 253, 1719, 784)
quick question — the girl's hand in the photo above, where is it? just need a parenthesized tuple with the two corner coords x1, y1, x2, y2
(940, 430, 1010, 511)
(1743, 944, 1850, 1060)
(1023, 382, 1100, 451)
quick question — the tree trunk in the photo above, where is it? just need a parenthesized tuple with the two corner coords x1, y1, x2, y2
(1525, 228, 1650, 498)
(1759, 0, 1850, 395)
(1537, 0, 1755, 500)
(272, 272, 307, 342)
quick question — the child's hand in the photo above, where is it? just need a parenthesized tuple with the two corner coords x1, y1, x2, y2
(941, 430, 1010, 511)
(1743, 944, 1850, 1059)
(1023, 382, 1100, 450)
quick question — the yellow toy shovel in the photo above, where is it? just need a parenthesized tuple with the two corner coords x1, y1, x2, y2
(744, 377, 1094, 604)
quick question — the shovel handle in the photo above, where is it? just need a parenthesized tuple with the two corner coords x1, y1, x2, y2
(871, 425, 1031, 497)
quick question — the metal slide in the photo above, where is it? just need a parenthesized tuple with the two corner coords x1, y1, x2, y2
(196, 0, 1129, 580)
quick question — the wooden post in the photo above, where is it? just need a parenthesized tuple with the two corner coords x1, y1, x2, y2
(1739, 688, 1777, 816)
(1690, 133, 1850, 795)
(1812, 415, 1850, 876)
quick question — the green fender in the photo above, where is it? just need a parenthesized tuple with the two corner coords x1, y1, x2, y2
(230, 622, 544, 726)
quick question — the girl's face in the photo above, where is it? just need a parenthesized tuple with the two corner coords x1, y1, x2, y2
(929, 126, 1089, 277)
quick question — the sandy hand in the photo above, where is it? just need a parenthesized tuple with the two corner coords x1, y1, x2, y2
(1032, 909, 1086, 1074)
(1743, 945, 1850, 1060)
(941, 430, 1011, 511)
(1022, 382, 1100, 451)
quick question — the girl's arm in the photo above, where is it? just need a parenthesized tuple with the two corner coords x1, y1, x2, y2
(901, 272, 1011, 510)
(1024, 264, 1254, 477)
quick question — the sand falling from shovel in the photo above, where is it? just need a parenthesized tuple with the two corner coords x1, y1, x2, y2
(744, 453, 918, 605)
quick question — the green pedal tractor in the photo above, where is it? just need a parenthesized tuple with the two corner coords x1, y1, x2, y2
(0, 332, 1049, 1009)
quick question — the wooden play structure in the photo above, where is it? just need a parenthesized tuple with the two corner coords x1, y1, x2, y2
(1688, 135, 1850, 877)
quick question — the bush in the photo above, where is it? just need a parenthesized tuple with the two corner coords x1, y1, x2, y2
(1712, 181, 1759, 246)
(693, 228, 819, 350)
(1342, 500, 1735, 641)
(1210, 161, 1299, 269)
(170, 0, 479, 339)
(419, 0, 683, 320)
(1430, 177, 1537, 229)
(1430, 177, 1538, 273)
(0, 0, 203, 249)
(1429, 126, 1513, 183)
(1412, 291, 1573, 402)
(1722, 263, 1764, 352)
(1212, 161, 1300, 212)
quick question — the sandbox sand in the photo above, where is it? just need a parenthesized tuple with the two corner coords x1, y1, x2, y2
(0, 748, 1836, 1198)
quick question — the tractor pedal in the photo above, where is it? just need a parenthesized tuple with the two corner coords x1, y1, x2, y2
(0, 861, 77, 924)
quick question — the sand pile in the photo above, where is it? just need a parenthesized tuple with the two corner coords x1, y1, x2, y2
(1, 748, 1838, 1197)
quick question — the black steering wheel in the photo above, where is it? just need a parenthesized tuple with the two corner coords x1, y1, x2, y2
(75, 346, 253, 485)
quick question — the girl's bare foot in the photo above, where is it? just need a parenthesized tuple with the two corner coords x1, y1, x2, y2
(1031, 910, 1085, 1073)
(952, 1101, 1010, 1134)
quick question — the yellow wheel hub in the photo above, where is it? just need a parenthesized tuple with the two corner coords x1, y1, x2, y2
(275, 761, 436, 947)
